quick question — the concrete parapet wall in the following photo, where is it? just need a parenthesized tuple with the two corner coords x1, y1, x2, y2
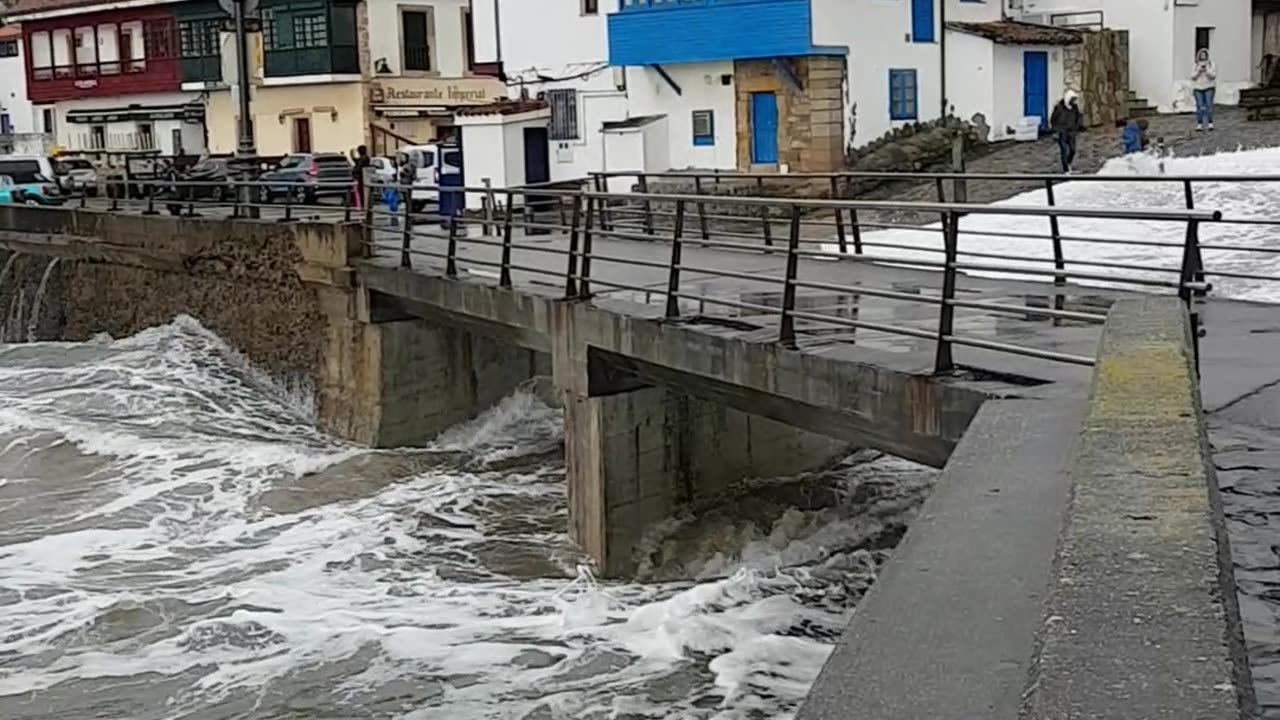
(1023, 297, 1256, 719)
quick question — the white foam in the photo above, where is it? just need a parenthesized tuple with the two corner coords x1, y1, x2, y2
(822, 146, 1280, 302)
(0, 317, 934, 719)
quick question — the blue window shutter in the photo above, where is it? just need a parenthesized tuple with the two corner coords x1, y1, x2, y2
(911, 0, 935, 43)
(889, 69, 919, 121)
(692, 109, 715, 146)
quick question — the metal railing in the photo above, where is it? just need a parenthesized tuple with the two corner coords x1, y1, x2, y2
(348, 180, 1230, 373)
(18, 174, 1280, 375)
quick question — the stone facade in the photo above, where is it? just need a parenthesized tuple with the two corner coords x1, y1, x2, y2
(733, 55, 846, 172)
(1064, 29, 1130, 128)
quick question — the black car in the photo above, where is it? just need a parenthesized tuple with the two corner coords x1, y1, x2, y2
(261, 153, 354, 204)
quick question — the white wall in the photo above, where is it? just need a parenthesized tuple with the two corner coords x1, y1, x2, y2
(946, 0, 1003, 23)
(460, 121, 507, 207)
(603, 128, 644, 175)
(0, 42, 36, 133)
(625, 62, 736, 170)
(1100, 0, 1174, 110)
(367, 0, 472, 77)
(499, 0, 610, 74)
(1171, 0, 1252, 109)
(812, 0, 943, 148)
(945, 29, 994, 131)
(472, 0, 499, 64)
(1252, 10, 1265, 83)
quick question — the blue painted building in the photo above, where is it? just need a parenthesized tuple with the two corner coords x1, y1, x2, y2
(606, 0, 851, 171)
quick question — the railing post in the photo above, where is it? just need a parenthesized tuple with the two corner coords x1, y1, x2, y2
(143, 184, 157, 215)
(482, 178, 495, 235)
(694, 176, 710, 241)
(343, 180, 353, 223)
(637, 174, 654, 236)
(850, 206, 864, 254)
(564, 193, 582, 297)
(365, 180, 377, 229)
(399, 191, 412, 268)
(499, 190, 514, 287)
(231, 181, 242, 219)
(665, 199, 686, 318)
(934, 210, 961, 373)
(1179, 217, 1204, 371)
(110, 180, 120, 211)
(446, 215, 459, 278)
(282, 183, 294, 222)
(1184, 179, 1206, 296)
(579, 195, 595, 298)
(831, 177, 848, 254)
(757, 176, 772, 249)
(778, 205, 802, 348)
(934, 177, 949, 241)
(1045, 179, 1066, 321)
(593, 173, 612, 232)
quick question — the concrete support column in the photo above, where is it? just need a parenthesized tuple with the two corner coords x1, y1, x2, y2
(564, 384, 850, 576)
(319, 307, 543, 447)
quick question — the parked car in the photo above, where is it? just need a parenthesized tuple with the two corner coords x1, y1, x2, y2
(53, 157, 98, 196)
(0, 174, 62, 205)
(261, 153, 354, 204)
(161, 158, 232, 214)
(0, 154, 62, 205)
(398, 143, 462, 211)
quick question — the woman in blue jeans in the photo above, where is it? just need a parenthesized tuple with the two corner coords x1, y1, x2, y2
(1191, 48, 1217, 131)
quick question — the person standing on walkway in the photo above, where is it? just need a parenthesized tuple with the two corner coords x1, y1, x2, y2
(1191, 49, 1217, 131)
(1049, 90, 1084, 174)
(351, 144, 371, 209)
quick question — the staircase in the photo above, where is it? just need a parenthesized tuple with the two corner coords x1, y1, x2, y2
(1126, 90, 1159, 118)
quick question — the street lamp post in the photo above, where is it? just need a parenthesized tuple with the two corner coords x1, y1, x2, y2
(232, 0, 256, 157)
(221, 0, 259, 215)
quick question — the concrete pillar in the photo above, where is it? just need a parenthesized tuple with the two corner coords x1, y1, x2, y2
(564, 384, 850, 577)
(318, 305, 544, 447)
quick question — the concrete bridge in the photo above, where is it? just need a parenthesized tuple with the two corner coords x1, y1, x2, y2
(0, 178, 1269, 719)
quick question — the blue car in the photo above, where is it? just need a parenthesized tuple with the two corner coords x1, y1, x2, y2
(0, 175, 62, 205)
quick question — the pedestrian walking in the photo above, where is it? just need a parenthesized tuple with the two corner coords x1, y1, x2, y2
(1049, 90, 1085, 174)
(351, 144, 371, 209)
(1191, 49, 1217, 131)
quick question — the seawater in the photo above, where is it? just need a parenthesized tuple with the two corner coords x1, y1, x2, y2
(0, 317, 935, 719)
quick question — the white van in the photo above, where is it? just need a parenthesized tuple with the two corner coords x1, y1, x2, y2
(0, 155, 56, 185)
(397, 143, 462, 211)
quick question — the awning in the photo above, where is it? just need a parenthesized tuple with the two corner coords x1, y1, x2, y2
(371, 106, 455, 118)
(65, 104, 205, 124)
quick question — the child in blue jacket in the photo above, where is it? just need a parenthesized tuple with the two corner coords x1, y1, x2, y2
(1121, 118, 1149, 154)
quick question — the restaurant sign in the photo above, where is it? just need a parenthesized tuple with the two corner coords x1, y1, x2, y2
(369, 77, 505, 107)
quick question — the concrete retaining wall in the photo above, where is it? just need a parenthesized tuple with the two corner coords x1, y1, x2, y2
(1023, 296, 1256, 719)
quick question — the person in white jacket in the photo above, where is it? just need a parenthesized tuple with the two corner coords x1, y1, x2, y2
(1191, 48, 1217, 131)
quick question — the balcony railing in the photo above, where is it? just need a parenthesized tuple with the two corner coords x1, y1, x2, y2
(181, 55, 222, 84)
(33, 60, 149, 81)
(263, 43, 359, 77)
(403, 44, 430, 72)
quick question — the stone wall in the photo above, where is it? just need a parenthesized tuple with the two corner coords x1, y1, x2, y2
(734, 56, 846, 172)
(1064, 29, 1130, 127)
(0, 208, 355, 401)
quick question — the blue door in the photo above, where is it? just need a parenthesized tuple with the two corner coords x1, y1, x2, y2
(911, 0, 934, 42)
(1023, 51, 1049, 128)
(751, 92, 778, 164)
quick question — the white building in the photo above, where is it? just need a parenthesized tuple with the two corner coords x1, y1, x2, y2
(1010, 0, 1254, 111)
(0, 25, 38, 136)
(364, 0, 506, 150)
(470, 0, 1080, 183)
